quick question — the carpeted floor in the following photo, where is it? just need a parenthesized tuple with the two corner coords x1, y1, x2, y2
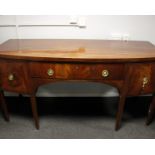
(0, 97, 155, 139)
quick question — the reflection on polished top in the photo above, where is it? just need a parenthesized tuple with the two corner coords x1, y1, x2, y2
(0, 39, 155, 62)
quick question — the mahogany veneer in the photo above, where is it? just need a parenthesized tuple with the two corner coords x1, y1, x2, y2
(0, 39, 155, 130)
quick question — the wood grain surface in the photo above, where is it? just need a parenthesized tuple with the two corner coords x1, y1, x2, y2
(0, 39, 155, 62)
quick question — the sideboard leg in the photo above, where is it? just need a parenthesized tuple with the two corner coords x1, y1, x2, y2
(115, 94, 126, 131)
(0, 91, 10, 121)
(146, 96, 155, 125)
(30, 95, 39, 129)
(115, 65, 131, 131)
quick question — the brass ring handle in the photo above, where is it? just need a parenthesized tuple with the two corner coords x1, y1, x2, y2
(47, 68, 54, 76)
(142, 77, 148, 88)
(8, 74, 14, 81)
(102, 69, 109, 77)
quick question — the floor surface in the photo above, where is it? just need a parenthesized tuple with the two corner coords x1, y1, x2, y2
(0, 97, 155, 139)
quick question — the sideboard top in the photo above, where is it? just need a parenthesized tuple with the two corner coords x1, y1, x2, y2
(0, 39, 155, 62)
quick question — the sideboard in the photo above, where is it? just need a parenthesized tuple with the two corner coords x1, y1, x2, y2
(0, 39, 155, 130)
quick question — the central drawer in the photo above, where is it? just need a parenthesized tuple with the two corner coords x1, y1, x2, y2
(29, 62, 124, 80)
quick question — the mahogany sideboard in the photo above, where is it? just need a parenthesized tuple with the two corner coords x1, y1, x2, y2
(0, 39, 155, 131)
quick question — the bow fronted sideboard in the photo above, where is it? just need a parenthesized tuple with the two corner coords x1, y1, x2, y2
(0, 39, 155, 130)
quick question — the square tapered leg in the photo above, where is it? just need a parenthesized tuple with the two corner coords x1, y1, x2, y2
(0, 90, 9, 121)
(30, 95, 39, 129)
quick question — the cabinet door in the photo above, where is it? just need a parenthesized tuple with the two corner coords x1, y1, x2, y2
(127, 63, 154, 96)
(0, 61, 30, 93)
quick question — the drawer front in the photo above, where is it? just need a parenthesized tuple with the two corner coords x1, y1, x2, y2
(0, 61, 29, 93)
(29, 62, 124, 80)
(127, 63, 154, 96)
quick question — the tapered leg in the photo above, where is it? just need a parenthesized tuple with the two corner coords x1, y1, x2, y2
(114, 65, 132, 131)
(115, 94, 126, 131)
(18, 94, 23, 104)
(0, 91, 9, 121)
(146, 95, 155, 125)
(30, 95, 39, 129)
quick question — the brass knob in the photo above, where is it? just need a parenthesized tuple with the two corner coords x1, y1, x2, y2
(8, 74, 14, 81)
(102, 69, 109, 77)
(142, 77, 148, 88)
(47, 68, 54, 76)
